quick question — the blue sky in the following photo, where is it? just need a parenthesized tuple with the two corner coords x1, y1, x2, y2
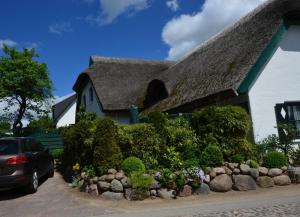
(0, 0, 266, 98)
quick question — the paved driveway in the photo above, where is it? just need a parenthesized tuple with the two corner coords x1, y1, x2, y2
(1, 172, 300, 217)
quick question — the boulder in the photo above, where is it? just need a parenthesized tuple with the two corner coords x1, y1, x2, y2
(102, 192, 123, 200)
(194, 183, 210, 195)
(273, 175, 291, 186)
(99, 175, 107, 181)
(178, 185, 192, 197)
(224, 167, 232, 175)
(108, 169, 117, 175)
(157, 189, 176, 199)
(150, 189, 157, 197)
(110, 179, 123, 192)
(257, 176, 274, 188)
(92, 177, 99, 184)
(98, 181, 110, 191)
(233, 175, 257, 191)
(105, 174, 115, 182)
(240, 164, 250, 174)
(281, 166, 288, 172)
(125, 188, 150, 201)
(228, 163, 239, 170)
(258, 167, 268, 176)
(150, 180, 161, 189)
(88, 184, 99, 196)
(78, 180, 88, 192)
(233, 168, 241, 175)
(209, 171, 217, 179)
(204, 175, 210, 183)
(213, 167, 226, 175)
(115, 172, 125, 180)
(249, 168, 259, 179)
(209, 174, 232, 192)
(268, 168, 283, 177)
(81, 172, 87, 180)
(120, 177, 131, 188)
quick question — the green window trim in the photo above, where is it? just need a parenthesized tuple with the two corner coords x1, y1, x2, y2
(237, 22, 288, 93)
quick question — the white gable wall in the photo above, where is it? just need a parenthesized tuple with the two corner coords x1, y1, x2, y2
(249, 25, 300, 142)
(80, 80, 130, 124)
(56, 101, 76, 127)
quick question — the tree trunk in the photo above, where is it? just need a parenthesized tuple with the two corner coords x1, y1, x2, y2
(12, 97, 26, 136)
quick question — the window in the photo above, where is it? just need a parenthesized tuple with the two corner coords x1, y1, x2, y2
(144, 79, 168, 108)
(275, 102, 300, 139)
(0, 140, 19, 155)
(83, 95, 87, 107)
(89, 87, 93, 102)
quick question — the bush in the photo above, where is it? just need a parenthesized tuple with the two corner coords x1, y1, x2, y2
(121, 157, 145, 175)
(200, 145, 223, 167)
(264, 151, 288, 168)
(129, 171, 153, 191)
(82, 165, 95, 178)
(248, 159, 259, 168)
(192, 105, 254, 160)
(52, 149, 63, 160)
(231, 154, 244, 164)
(118, 123, 165, 169)
(93, 118, 123, 174)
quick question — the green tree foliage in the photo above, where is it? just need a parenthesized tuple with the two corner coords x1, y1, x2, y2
(0, 121, 11, 136)
(92, 118, 123, 173)
(76, 105, 97, 122)
(276, 123, 298, 156)
(199, 145, 223, 167)
(121, 156, 145, 175)
(264, 151, 288, 168)
(192, 105, 254, 160)
(0, 46, 53, 134)
(28, 115, 55, 130)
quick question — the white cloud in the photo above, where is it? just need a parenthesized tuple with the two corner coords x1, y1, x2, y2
(166, 0, 179, 12)
(162, 0, 267, 60)
(0, 39, 17, 49)
(86, 0, 150, 26)
(49, 22, 73, 35)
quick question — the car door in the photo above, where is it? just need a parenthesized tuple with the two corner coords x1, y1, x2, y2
(24, 139, 45, 177)
(36, 141, 50, 176)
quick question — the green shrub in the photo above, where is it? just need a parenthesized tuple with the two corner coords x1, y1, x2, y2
(231, 154, 244, 164)
(192, 105, 254, 160)
(93, 118, 123, 174)
(172, 171, 185, 190)
(82, 165, 95, 178)
(248, 159, 259, 168)
(52, 149, 63, 160)
(145, 111, 168, 138)
(129, 171, 153, 191)
(118, 123, 165, 169)
(157, 168, 172, 188)
(264, 151, 288, 168)
(121, 157, 145, 175)
(200, 145, 223, 167)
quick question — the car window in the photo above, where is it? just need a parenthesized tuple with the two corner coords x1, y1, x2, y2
(24, 139, 41, 153)
(0, 140, 19, 155)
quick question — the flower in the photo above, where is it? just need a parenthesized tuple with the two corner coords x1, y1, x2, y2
(73, 163, 80, 171)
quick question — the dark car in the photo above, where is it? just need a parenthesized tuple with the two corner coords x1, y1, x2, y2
(0, 137, 54, 193)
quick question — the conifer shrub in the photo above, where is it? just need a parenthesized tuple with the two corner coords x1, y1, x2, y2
(92, 118, 123, 174)
(121, 156, 145, 175)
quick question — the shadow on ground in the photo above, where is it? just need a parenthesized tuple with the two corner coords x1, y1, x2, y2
(0, 176, 49, 201)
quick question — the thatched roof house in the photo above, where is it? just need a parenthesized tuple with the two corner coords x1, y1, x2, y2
(73, 0, 300, 141)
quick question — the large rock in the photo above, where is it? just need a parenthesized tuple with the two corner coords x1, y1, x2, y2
(194, 183, 210, 195)
(258, 167, 268, 176)
(209, 171, 217, 179)
(240, 164, 250, 174)
(157, 189, 176, 199)
(115, 172, 125, 180)
(249, 168, 259, 179)
(273, 175, 291, 186)
(105, 174, 115, 182)
(257, 176, 274, 188)
(92, 177, 99, 184)
(228, 163, 239, 170)
(88, 184, 99, 196)
(213, 167, 225, 175)
(108, 169, 117, 175)
(209, 174, 232, 192)
(98, 181, 110, 191)
(224, 167, 232, 175)
(178, 185, 192, 197)
(110, 179, 123, 192)
(233, 168, 241, 175)
(120, 177, 131, 188)
(125, 188, 150, 201)
(268, 169, 283, 177)
(102, 192, 123, 200)
(99, 175, 107, 181)
(79, 180, 88, 192)
(233, 175, 257, 191)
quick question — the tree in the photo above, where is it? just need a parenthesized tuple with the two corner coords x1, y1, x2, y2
(0, 45, 53, 134)
(276, 123, 298, 156)
(28, 115, 55, 130)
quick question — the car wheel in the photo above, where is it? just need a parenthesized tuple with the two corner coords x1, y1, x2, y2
(48, 161, 54, 178)
(25, 171, 39, 194)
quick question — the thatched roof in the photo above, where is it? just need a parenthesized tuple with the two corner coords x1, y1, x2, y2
(141, 0, 300, 115)
(53, 94, 77, 122)
(73, 57, 174, 111)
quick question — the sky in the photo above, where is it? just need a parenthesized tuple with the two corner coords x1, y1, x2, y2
(0, 0, 267, 99)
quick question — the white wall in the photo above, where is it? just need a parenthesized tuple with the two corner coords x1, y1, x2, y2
(249, 25, 300, 142)
(80, 80, 130, 124)
(56, 101, 76, 127)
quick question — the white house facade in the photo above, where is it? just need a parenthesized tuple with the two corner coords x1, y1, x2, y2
(53, 94, 77, 128)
